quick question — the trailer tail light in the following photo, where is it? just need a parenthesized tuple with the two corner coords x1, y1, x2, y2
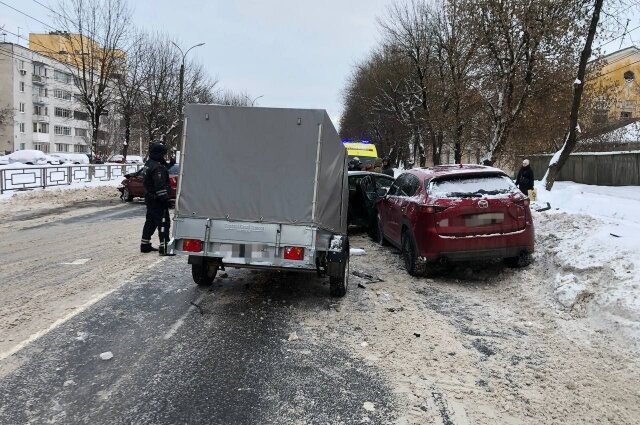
(283, 246, 304, 260)
(183, 239, 203, 252)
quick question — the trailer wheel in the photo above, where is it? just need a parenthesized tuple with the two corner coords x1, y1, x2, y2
(192, 262, 218, 286)
(330, 256, 349, 297)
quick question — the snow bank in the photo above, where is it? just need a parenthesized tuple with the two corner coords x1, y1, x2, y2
(533, 181, 640, 338)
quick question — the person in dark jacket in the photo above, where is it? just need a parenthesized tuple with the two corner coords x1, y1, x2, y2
(140, 142, 174, 255)
(381, 156, 394, 177)
(515, 159, 535, 195)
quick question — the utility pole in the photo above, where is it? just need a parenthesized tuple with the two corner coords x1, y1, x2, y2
(170, 41, 205, 150)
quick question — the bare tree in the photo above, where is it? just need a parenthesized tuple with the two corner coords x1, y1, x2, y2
(543, 0, 604, 190)
(115, 31, 145, 158)
(459, 0, 581, 165)
(55, 0, 132, 157)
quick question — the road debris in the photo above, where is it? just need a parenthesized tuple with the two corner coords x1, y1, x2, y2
(288, 331, 299, 341)
(99, 351, 113, 361)
(363, 402, 375, 412)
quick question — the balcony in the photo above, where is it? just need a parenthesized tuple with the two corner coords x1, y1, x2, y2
(32, 75, 47, 85)
(32, 133, 50, 143)
(32, 94, 48, 104)
(32, 114, 50, 123)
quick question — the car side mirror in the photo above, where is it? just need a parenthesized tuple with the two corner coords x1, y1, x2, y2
(124, 173, 132, 178)
(376, 188, 388, 197)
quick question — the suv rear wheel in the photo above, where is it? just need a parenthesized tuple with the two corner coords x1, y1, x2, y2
(402, 231, 425, 276)
(505, 251, 533, 268)
(122, 187, 133, 202)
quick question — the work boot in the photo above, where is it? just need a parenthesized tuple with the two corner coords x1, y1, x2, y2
(140, 244, 159, 253)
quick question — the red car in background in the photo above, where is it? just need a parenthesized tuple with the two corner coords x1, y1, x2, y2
(376, 165, 534, 276)
(119, 164, 179, 202)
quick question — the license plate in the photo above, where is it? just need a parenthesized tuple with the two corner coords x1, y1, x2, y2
(465, 213, 504, 227)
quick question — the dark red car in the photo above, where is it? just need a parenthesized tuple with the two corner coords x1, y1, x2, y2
(119, 164, 179, 202)
(376, 165, 534, 276)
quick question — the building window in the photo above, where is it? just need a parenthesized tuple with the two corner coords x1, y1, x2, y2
(54, 70, 72, 84)
(74, 128, 88, 137)
(74, 110, 89, 121)
(624, 71, 635, 82)
(621, 111, 633, 119)
(33, 122, 38, 132)
(74, 144, 87, 153)
(54, 89, 72, 100)
(19, 60, 25, 70)
(34, 105, 45, 115)
(54, 107, 72, 118)
(19, 122, 25, 133)
(54, 125, 72, 136)
(19, 102, 25, 112)
(38, 123, 49, 133)
(19, 143, 26, 150)
(34, 143, 50, 153)
(55, 143, 70, 152)
(39, 87, 48, 97)
(19, 81, 25, 92)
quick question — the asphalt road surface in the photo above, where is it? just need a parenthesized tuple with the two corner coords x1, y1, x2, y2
(0, 201, 395, 424)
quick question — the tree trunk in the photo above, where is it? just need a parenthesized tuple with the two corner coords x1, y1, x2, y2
(121, 112, 131, 158)
(544, 0, 603, 191)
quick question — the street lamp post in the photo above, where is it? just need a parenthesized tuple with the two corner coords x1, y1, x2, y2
(170, 41, 205, 150)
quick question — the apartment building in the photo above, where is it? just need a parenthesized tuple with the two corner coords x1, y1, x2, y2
(0, 42, 91, 155)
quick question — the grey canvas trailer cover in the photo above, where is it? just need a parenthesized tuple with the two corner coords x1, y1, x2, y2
(171, 105, 350, 297)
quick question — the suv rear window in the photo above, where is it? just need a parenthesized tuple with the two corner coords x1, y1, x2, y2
(427, 174, 518, 198)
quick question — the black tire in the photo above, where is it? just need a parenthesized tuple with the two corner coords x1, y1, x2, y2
(192, 262, 219, 287)
(330, 256, 349, 297)
(505, 252, 533, 268)
(402, 231, 424, 276)
(122, 187, 134, 202)
(376, 214, 389, 246)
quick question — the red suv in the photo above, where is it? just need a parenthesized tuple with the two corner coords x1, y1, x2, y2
(376, 165, 534, 276)
(119, 164, 179, 202)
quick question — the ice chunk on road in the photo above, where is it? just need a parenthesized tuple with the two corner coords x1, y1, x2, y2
(350, 248, 366, 256)
(363, 401, 375, 411)
(99, 351, 113, 361)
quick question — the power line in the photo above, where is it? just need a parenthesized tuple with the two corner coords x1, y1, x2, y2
(0, 0, 58, 32)
(30, 0, 65, 21)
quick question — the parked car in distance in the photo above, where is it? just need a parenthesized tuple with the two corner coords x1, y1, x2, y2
(44, 154, 61, 165)
(348, 171, 395, 230)
(376, 165, 534, 276)
(0, 155, 9, 165)
(50, 153, 90, 164)
(109, 154, 144, 164)
(118, 163, 178, 202)
(6, 150, 47, 165)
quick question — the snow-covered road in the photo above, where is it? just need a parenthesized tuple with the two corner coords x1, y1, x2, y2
(0, 184, 638, 424)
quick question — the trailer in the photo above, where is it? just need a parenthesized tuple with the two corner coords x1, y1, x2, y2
(171, 105, 350, 296)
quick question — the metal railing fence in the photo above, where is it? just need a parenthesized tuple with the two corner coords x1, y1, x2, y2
(0, 164, 143, 194)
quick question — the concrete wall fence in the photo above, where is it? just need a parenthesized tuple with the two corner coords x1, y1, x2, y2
(528, 151, 640, 186)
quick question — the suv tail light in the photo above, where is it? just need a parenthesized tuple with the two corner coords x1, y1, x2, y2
(183, 239, 203, 252)
(283, 246, 304, 260)
(516, 198, 530, 207)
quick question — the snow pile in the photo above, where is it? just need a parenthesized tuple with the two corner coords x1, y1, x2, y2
(533, 181, 640, 335)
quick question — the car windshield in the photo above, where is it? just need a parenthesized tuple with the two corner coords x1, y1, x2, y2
(168, 164, 180, 175)
(428, 174, 518, 198)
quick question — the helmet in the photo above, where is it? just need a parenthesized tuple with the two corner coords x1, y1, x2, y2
(150, 142, 167, 156)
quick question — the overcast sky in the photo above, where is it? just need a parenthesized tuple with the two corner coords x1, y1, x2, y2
(0, 0, 391, 127)
(1, 1, 639, 130)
